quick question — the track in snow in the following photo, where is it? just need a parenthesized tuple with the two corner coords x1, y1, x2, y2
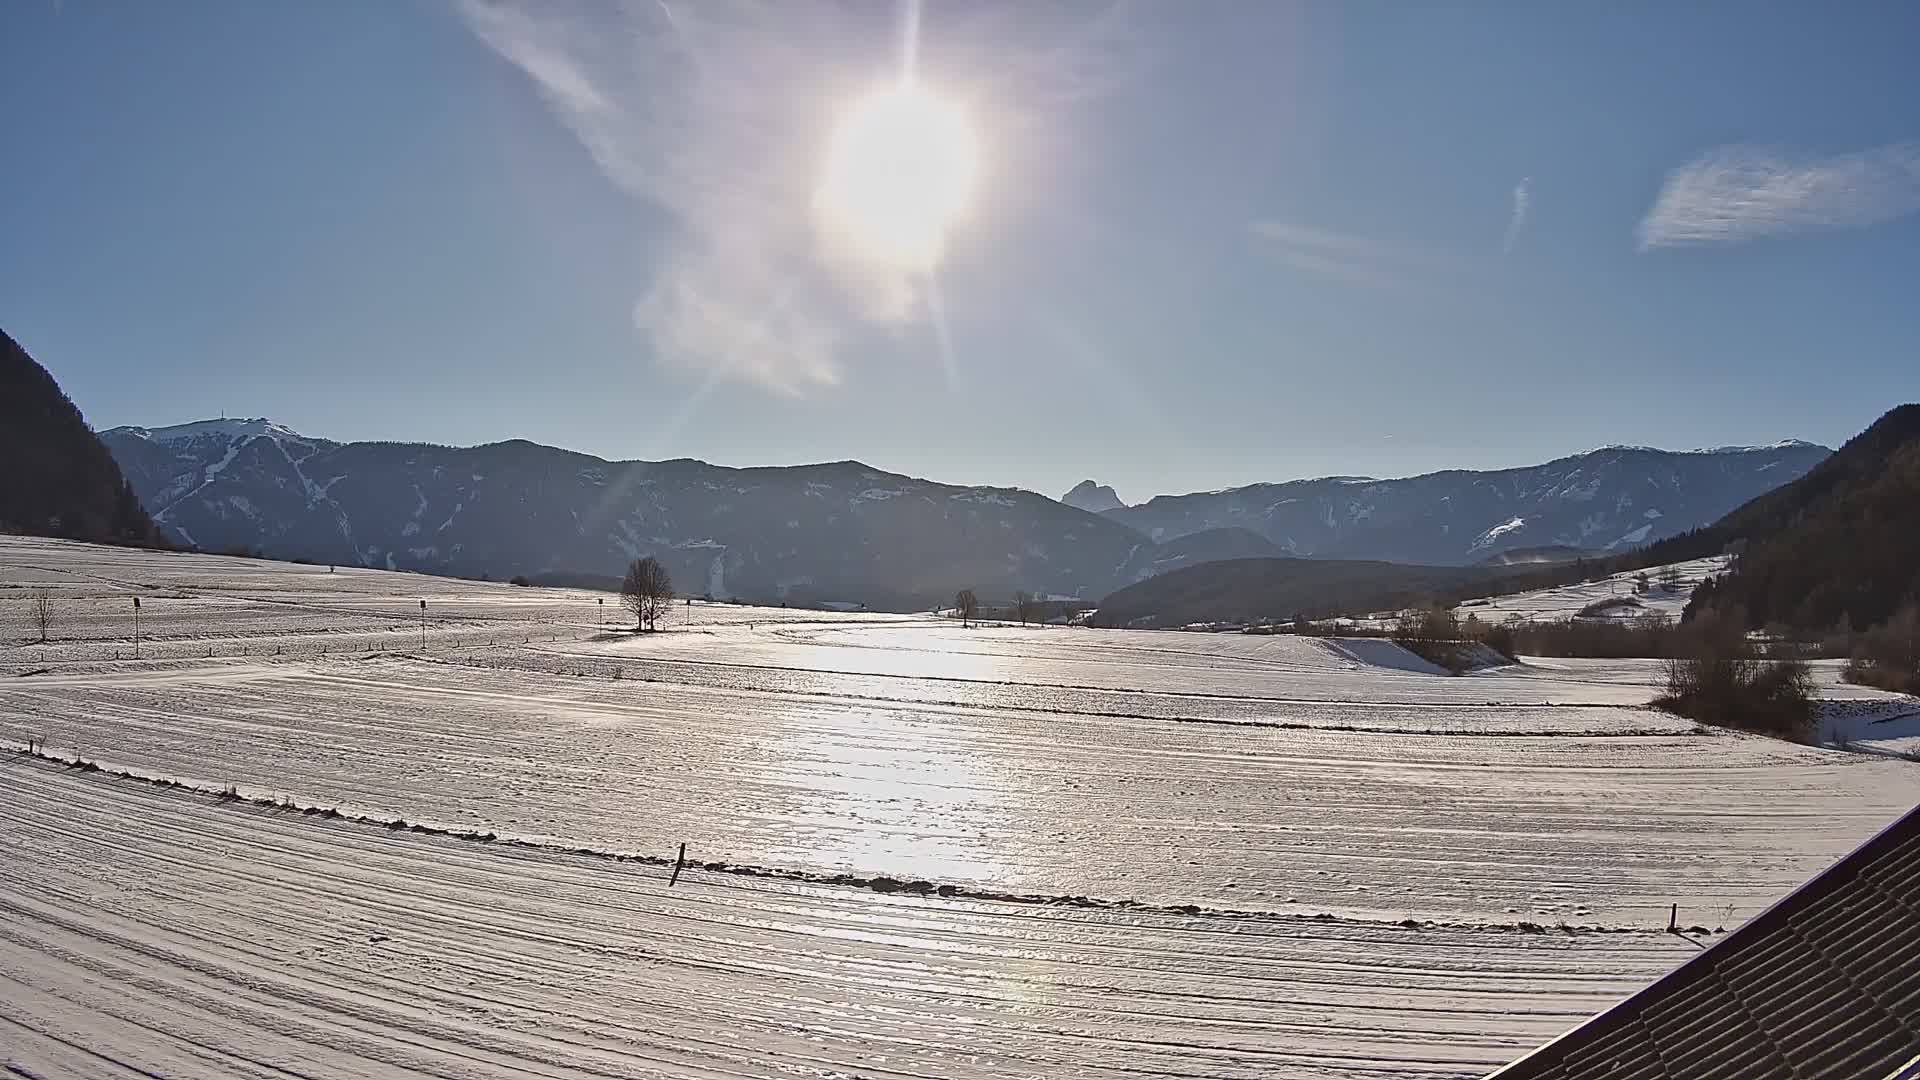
(6, 654, 1914, 924)
(2, 757, 1697, 1080)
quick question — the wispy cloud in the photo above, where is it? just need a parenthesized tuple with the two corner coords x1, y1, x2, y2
(1248, 220, 1452, 292)
(457, 0, 1139, 393)
(1502, 176, 1531, 254)
(1638, 141, 1920, 251)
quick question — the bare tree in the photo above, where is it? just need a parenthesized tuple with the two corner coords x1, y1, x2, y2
(1658, 565, 1683, 593)
(29, 589, 53, 644)
(954, 588, 978, 628)
(1011, 590, 1034, 626)
(621, 557, 675, 632)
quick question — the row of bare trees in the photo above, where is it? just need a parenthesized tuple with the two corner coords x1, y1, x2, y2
(950, 589, 1054, 628)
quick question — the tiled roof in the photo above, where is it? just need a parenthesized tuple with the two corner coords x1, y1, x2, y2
(1488, 803, 1920, 1080)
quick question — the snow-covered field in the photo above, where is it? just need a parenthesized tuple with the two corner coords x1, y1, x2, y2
(0, 536, 907, 667)
(1820, 699, 1920, 759)
(4, 535, 1917, 1078)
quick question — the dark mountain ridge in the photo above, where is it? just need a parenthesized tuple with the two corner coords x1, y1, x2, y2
(1665, 404, 1920, 631)
(103, 420, 1150, 608)
(1092, 556, 1488, 629)
(1, 329, 162, 547)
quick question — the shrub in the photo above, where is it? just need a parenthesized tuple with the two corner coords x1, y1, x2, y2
(1841, 605, 1920, 694)
(509, 575, 531, 587)
(1392, 607, 1471, 672)
(1509, 616, 1680, 658)
(1398, 638, 1471, 673)
(1655, 643, 1814, 740)
(1477, 620, 1518, 663)
(1505, 609, 1763, 660)
(1395, 606, 1456, 642)
(1576, 596, 1644, 618)
(1844, 658, 1920, 695)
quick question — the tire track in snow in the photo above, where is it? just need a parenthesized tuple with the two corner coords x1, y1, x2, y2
(6, 747, 1722, 935)
(6, 656, 1913, 925)
(3, 758, 1692, 1079)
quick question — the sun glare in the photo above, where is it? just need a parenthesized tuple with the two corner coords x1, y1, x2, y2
(815, 80, 980, 275)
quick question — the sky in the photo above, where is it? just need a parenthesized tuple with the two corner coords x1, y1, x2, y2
(4, 1, 1918, 503)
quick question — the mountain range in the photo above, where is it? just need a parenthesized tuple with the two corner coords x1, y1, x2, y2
(102, 419, 1153, 608)
(1100, 405, 1915, 631)
(98, 418, 1828, 609)
(1088, 441, 1829, 565)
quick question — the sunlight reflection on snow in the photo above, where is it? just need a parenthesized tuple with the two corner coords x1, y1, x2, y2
(761, 701, 1017, 884)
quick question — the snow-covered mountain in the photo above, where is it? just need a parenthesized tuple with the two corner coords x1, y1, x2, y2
(101, 421, 1151, 608)
(1061, 480, 1124, 514)
(101, 421, 1831, 606)
(1103, 442, 1831, 566)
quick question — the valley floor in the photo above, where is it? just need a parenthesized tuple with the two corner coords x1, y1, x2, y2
(3, 535, 1917, 1078)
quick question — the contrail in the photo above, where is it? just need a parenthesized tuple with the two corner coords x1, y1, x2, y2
(898, 0, 922, 83)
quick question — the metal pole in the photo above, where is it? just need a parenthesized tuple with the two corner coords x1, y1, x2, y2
(132, 596, 140, 659)
(419, 599, 426, 650)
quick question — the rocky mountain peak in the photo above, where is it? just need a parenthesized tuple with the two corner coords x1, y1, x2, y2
(1061, 480, 1124, 514)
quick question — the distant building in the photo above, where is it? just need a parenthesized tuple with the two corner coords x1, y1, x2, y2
(1488, 803, 1920, 1079)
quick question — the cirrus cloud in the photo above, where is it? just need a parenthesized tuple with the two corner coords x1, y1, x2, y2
(457, 0, 1140, 394)
(1502, 176, 1531, 254)
(1637, 141, 1920, 251)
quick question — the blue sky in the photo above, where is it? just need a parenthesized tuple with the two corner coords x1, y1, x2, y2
(4, 1, 1917, 502)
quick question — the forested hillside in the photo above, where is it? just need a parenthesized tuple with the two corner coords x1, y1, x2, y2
(1679, 404, 1920, 631)
(0, 329, 162, 547)
(1090, 557, 1487, 629)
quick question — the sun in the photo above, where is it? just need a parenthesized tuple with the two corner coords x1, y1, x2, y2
(815, 80, 981, 275)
